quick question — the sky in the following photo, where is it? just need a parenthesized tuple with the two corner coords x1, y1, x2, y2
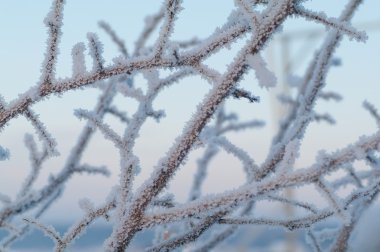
(0, 0, 379, 224)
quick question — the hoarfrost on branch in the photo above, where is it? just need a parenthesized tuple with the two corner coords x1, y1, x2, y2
(0, 0, 379, 251)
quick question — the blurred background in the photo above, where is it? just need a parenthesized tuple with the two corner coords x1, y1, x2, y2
(0, 0, 379, 251)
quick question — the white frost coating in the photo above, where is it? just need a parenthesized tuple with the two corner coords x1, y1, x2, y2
(161, 130, 380, 224)
(40, 0, 66, 85)
(17, 134, 46, 199)
(43, 0, 65, 27)
(111, 55, 127, 66)
(1, 0, 379, 251)
(71, 42, 87, 78)
(278, 94, 295, 105)
(219, 119, 264, 134)
(287, 74, 302, 87)
(24, 109, 59, 157)
(75, 164, 110, 177)
(234, 0, 261, 31)
(116, 83, 145, 101)
(295, 6, 368, 43)
(143, 69, 160, 87)
(213, 136, 258, 180)
(316, 178, 350, 224)
(78, 198, 95, 214)
(0, 94, 6, 111)
(74, 109, 124, 148)
(23, 218, 62, 245)
(134, 7, 165, 56)
(87, 33, 105, 72)
(0, 145, 10, 161)
(363, 100, 380, 128)
(247, 53, 277, 89)
(318, 91, 343, 102)
(314, 227, 339, 242)
(305, 230, 322, 252)
(276, 139, 300, 175)
(106, 106, 130, 124)
(98, 21, 128, 58)
(0, 193, 11, 204)
(154, 0, 183, 58)
(313, 112, 336, 125)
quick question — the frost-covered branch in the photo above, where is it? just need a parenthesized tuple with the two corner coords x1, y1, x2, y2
(23, 218, 63, 247)
(99, 21, 129, 58)
(294, 6, 367, 42)
(87, 33, 105, 72)
(55, 199, 116, 252)
(142, 131, 379, 226)
(24, 109, 58, 156)
(106, 2, 295, 250)
(363, 100, 380, 128)
(0, 83, 115, 231)
(40, 0, 66, 85)
(134, 8, 165, 56)
(1, 0, 378, 250)
(154, 0, 182, 59)
(74, 108, 124, 148)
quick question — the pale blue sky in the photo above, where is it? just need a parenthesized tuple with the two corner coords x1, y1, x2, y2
(0, 1, 379, 222)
